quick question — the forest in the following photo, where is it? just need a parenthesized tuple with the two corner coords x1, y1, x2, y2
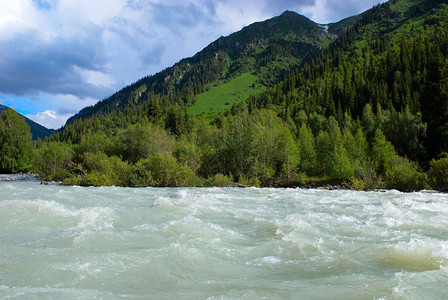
(1, 0, 448, 192)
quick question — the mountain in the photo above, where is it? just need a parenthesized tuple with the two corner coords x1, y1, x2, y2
(39, 0, 448, 190)
(55, 0, 448, 159)
(65, 11, 336, 126)
(56, 0, 448, 153)
(248, 0, 448, 162)
(0, 104, 55, 140)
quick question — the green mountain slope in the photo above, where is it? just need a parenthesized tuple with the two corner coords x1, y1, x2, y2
(65, 11, 335, 127)
(188, 72, 265, 118)
(0, 105, 55, 140)
(248, 0, 448, 163)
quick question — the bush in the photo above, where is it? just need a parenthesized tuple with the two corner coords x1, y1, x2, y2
(384, 157, 427, 192)
(204, 174, 235, 187)
(34, 142, 73, 181)
(428, 154, 448, 191)
(139, 152, 199, 187)
(239, 176, 261, 187)
(353, 160, 382, 190)
(347, 176, 366, 191)
(81, 152, 133, 186)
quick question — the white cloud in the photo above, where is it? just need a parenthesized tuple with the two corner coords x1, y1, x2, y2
(77, 68, 115, 88)
(297, 0, 385, 24)
(0, 0, 40, 39)
(24, 93, 98, 129)
(26, 110, 64, 129)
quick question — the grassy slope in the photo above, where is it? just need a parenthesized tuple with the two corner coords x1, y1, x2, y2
(390, 0, 418, 13)
(188, 72, 265, 118)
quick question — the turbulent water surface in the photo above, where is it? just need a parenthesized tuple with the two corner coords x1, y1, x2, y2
(1, 178, 448, 299)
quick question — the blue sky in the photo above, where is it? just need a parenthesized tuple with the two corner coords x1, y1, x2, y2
(0, 0, 384, 129)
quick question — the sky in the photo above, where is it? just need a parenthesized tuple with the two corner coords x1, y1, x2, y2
(0, 0, 385, 129)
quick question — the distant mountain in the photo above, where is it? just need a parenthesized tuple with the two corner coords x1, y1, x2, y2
(0, 104, 55, 140)
(65, 11, 336, 125)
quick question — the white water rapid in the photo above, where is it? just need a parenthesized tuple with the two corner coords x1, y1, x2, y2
(1, 179, 447, 299)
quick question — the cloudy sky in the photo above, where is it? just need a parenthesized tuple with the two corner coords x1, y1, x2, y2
(0, 0, 384, 129)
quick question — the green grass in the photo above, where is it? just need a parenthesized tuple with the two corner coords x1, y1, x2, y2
(188, 72, 265, 118)
(390, 0, 418, 14)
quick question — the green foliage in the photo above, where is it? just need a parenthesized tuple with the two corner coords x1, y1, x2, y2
(117, 123, 175, 163)
(428, 154, 448, 191)
(80, 152, 134, 186)
(332, 144, 355, 180)
(204, 174, 235, 187)
(315, 130, 333, 176)
(138, 152, 199, 187)
(385, 156, 427, 192)
(251, 110, 299, 184)
(381, 106, 427, 162)
(371, 129, 397, 175)
(174, 135, 201, 173)
(297, 124, 316, 174)
(347, 176, 366, 191)
(72, 132, 112, 162)
(0, 109, 33, 173)
(165, 105, 192, 136)
(215, 112, 255, 180)
(239, 176, 261, 188)
(147, 95, 163, 126)
(34, 142, 73, 181)
(117, 123, 152, 163)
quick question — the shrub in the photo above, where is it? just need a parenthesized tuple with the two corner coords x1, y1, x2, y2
(428, 154, 448, 191)
(34, 142, 73, 181)
(139, 152, 199, 187)
(81, 152, 132, 186)
(239, 176, 261, 188)
(384, 157, 427, 192)
(204, 174, 235, 187)
(348, 176, 366, 191)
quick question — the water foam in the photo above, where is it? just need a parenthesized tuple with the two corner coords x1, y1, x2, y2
(154, 190, 196, 207)
(380, 240, 447, 272)
(2, 182, 448, 299)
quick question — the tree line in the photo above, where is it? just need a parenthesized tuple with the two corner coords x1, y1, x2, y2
(2, 0, 448, 192)
(1, 105, 447, 192)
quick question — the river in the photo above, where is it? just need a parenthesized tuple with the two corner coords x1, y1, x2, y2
(1, 178, 447, 299)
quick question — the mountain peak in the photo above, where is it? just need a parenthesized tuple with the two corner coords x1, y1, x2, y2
(280, 10, 300, 17)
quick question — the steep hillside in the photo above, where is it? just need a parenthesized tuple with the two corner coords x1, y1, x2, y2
(0, 104, 55, 140)
(247, 0, 448, 163)
(65, 11, 335, 126)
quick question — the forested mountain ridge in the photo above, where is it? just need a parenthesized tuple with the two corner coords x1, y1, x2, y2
(14, 0, 448, 191)
(245, 0, 448, 163)
(65, 11, 335, 126)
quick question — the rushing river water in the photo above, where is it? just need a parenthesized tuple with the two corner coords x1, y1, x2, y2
(1, 178, 447, 299)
